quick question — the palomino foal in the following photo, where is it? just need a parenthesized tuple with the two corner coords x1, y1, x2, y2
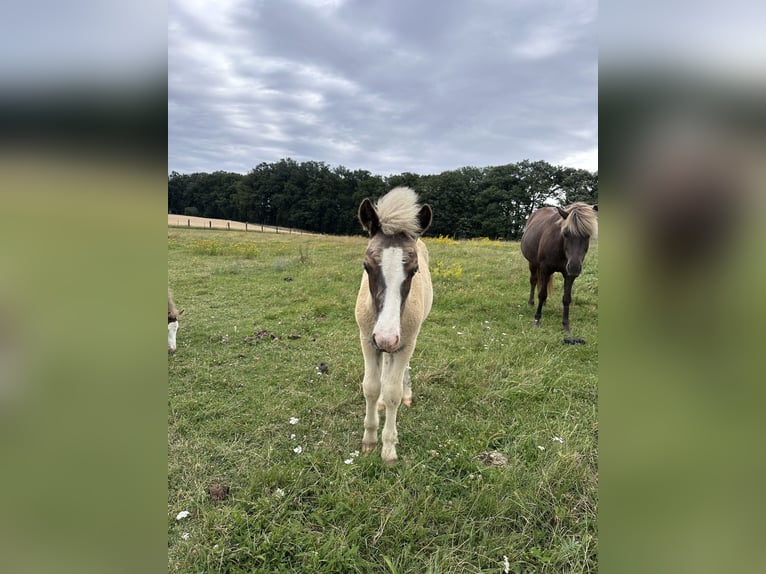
(355, 187, 433, 464)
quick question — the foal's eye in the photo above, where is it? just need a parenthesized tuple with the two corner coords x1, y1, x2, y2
(410, 265, 419, 276)
(363, 261, 369, 272)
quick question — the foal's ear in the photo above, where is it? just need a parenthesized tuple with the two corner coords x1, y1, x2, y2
(592, 204, 598, 212)
(557, 206, 569, 219)
(417, 204, 433, 234)
(179, 309, 185, 316)
(358, 198, 380, 236)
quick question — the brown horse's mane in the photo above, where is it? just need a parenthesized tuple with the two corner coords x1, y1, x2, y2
(374, 187, 423, 238)
(560, 202, 598, 239)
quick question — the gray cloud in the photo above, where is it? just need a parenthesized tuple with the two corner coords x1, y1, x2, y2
(169, 0, 597, 175)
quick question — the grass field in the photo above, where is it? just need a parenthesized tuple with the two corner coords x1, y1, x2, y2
(168, 228, 598, 573)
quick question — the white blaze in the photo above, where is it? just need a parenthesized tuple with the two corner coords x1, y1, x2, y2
(168, 320, 179, 353)
(373, 247, 404, 350)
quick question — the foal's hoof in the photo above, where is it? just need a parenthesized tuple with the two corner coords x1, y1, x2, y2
(361, 442, 376, 453)
(563, 337, 586, 345)
(402, 398, 412, 407)
(383, 458, 398, 466)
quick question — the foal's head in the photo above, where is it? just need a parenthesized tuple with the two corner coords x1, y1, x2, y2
(556, 203, 598, 277)
(359, 187, 432, 353)
(168, 292, 184, 354)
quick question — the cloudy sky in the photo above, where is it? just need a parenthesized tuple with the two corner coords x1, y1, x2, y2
(169, 0, 597, 177)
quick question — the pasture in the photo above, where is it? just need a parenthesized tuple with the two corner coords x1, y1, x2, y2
(168, 227, 598, 573)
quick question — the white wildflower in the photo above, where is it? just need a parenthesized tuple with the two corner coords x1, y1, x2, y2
(289, 417, 299, 425)
(553, 436, 564, 443)
(350, 450, 359, 458)
(537, 445, 546, 451)
(275, 488, 285, 497)
(175, 510, 191, 521)
(344, 458, 354, 465)
(503, 555, 510, 573)
(181, 532, 190, 540)
(293, 445, 303, 454)
(290, 433, 296, 440)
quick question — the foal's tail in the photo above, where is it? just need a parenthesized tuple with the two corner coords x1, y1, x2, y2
(536, 273, 554, 297)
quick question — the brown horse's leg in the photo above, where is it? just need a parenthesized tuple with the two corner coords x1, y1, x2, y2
(534, 272, 552, 326)
(562, 275, 576, 333)
(528, 265, 537, 306)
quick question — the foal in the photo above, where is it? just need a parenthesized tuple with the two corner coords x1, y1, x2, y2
(355, 187, 433, 464)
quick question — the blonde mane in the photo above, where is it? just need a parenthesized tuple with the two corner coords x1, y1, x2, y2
(374, 187, 423, 238)
(560, 202, 598, 239)
(168, 290, 181, 320)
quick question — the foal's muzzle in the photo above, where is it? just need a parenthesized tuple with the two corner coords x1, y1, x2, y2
(371, 334, 400, 354)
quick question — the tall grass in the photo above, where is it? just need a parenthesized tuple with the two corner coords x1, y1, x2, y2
(168, 228, 598, 573)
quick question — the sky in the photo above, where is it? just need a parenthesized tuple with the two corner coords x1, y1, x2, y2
(169, 0, 598, 177)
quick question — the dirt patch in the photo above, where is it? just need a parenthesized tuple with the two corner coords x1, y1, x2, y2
(208, 483, 230, 502)
(477, 451, 509, 466)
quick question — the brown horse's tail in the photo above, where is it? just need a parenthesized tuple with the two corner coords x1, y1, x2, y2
(536, 273, 553, 297)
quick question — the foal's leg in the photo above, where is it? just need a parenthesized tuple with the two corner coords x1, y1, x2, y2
(402, 365, 412, 407)
(534, 272, 552, 326)
(378, 364, 412, 409)
(561, 275, 576, 333)
(380, 350, 411, 464)
(361, 340, 382, 453)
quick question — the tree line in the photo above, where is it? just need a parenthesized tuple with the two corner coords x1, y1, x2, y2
(168, 158, 597, 240)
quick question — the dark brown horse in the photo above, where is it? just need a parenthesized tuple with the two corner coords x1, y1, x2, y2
(520, 203, 598, 333)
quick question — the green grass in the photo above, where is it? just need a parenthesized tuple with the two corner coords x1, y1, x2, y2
(168, 228, 598, 573)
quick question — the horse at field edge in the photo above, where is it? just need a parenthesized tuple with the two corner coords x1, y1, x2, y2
(520, 202, 598, 334)
(355, 187, 433, 464)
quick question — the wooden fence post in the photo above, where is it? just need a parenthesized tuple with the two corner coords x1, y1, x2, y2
(227, 222, 230, 230)
(187, 219, 190, 227)
(209, 221, 212, 229)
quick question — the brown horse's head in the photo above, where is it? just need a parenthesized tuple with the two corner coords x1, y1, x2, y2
(556, 203, 598, 277)
(358, 187, 432, 353)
